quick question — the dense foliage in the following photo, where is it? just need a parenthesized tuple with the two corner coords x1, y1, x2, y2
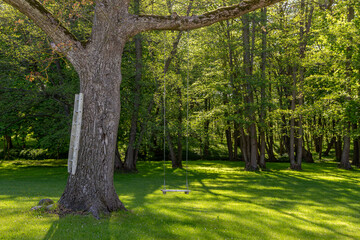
(0, 0, 359, 170)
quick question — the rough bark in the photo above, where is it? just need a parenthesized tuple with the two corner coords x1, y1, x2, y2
(58, 4, 130, 216)
(59, 54, 127, 217)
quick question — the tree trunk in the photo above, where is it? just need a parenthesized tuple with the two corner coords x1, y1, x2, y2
(324, 136, 335, 156)
(134, 98, 155, 161)
(302, 146, 314, 163)
(259, 7, 267, 170)
(335, 136, 342, 161)
(114, 147, 123, 171)
(59, 29, 127, 217)
(167, 131, 182, 168)
(203, 98, 210, 159)
(225, 19, 236, 161)
(248, 123, 258, 171)
(339, 133, 352, 170)
(265, 133, 276, 162)
(314, 116, 324, 161)
(233, 122, 240, 161)
(239, 127, 249, 163)
(5, 135, 13, 150)
(225, 125, 234, 161)
(243, 13, 258, 171)
(123, 32, 142, 173)
(289, 67, 297, 169)
(177, 86, 183, 165)
(339, 5, 354, 170)
(352, 123, 359, 166)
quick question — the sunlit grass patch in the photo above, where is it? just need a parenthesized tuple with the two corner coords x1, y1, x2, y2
(0, 160, 359, 239)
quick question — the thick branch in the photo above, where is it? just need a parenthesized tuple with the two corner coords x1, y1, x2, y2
(3, 0, 84, 63)
(130, 0, 284, 34)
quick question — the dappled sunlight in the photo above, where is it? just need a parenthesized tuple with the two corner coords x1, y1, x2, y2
(0, 160, 359, 239)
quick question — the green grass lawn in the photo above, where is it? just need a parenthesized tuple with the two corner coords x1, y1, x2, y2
(0, 159, 359, 240)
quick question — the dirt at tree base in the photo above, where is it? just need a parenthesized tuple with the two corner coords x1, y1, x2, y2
(47, 204, 90, 218)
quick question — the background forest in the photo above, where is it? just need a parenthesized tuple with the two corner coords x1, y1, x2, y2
(0, 0, 359, 171)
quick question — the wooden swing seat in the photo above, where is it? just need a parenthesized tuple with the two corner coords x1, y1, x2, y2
(161, 189, 190, 194)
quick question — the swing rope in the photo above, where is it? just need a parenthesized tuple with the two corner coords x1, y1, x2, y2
(185, 30, 189, 191)
(163, 31, 167, 191)
(162, 30, 190, 194)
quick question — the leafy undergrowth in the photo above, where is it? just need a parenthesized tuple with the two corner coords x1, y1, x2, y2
(0, 159, 359, 239)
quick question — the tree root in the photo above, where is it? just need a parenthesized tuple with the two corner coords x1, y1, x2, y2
(338, 162, 352, 170)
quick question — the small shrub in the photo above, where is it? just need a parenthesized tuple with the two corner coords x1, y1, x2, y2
(8, 149, 21, 159)
(277, 153, 290, 162)
(19, 149, 49, 160)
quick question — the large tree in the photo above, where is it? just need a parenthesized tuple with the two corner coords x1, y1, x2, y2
(2, 0, 284, 217)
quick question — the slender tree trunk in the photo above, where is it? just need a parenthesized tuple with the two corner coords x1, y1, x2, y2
(239, 127, 249, 163)
(259, 7, 267, 169)
(289, 67, 297, 169)
(176, 85, 183, 165)
(123, 32, 142, 173)
(335, 136, 342, 161)
(324, 136, 335, 156)
(134, 101, 155, 161)
(167, 131, 182, 168)
(353, 123, 359, 166)
(340, 132, 352, 169)
(302, 146, 314, 163)
(203, 98, 210, 159)
(4, 135, 13, 150)
(265, 133, 276, 162)
(114, 147, 123, 171)
(242, 13, 258, 171)
(225, 19, 238, 161)
(314, 118, 324, 160)
(318, 136, 323, 161)
(225, 125, 234, 161)
(266, 78, 276, 162)
(233, 122, 240, 161)
(339, 5, 354, 170)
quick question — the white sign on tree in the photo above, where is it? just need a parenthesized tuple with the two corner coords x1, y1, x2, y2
(68, 93, 84, 175)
